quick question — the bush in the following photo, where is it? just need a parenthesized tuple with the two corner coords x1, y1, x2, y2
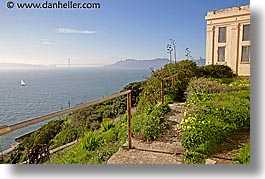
(100, 128, 119, 143)
(81, 131, 102, 151)
(182, 90, 250, 155)
(133, 104, 169, 140)
(185, 77, 227, 99)
(50, 126, 79, 149)
(164, 93, 176, 104)
(21, 119, 63, 150)
(122, 81, 144, 107)
(48, 114, 129, 164)
(229, 79, 250, 89)
(200, 64, 235, 78)
(233, 142, 250, 164)
(182, 152, 205, 164)
(138, 60, 199, 110)
(100, 119, 116, 132)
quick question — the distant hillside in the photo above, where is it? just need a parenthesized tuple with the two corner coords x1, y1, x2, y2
(0, 62, 46, 68)
(108, 58, 170, 69)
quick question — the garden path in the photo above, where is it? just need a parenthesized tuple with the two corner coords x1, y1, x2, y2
(107, 103, 185, 164)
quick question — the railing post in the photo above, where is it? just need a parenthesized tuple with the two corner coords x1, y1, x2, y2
(127, 91, 132, 149)
(161, 80, 165, 104)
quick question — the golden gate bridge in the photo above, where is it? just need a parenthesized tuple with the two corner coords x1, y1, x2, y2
(51, 58, 104, 67)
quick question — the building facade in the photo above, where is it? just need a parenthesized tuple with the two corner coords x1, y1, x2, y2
(205, 4, 250, 76)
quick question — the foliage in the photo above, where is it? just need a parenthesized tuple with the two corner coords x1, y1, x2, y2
(181, 89, 250, 155)
(1, 119, 64, 163)
(132, 104, 169, 140)
(229, 78, 250, 89)
(182, 152, 205, 164)
(100, 119, 116, 132)
(212, 77, 235, 84)
(3, 62, 242, 164)
(200, 64, 235, 78)
(233, 142, 250, 164)
(164, 93, 176, 104)
(138, 60, 199, 110)
(185, 77, 228, 99)
(81, 131, 102, 151)
(48, 114, 128, 164)
(21, 119, 63, 150)
(122, 81, 144, 107)
(50, 125, 79, 149)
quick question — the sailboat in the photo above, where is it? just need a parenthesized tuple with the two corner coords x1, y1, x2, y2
(20, 80, 26, 86)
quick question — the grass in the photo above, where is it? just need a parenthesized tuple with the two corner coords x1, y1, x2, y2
(233, 142, 250, 164)
(48, 115, 128, 164)
(181, 78, 250, 163)
(48, 103, 171, 164)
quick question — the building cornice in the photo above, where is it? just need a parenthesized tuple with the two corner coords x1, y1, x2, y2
(205, 4, 250, 21)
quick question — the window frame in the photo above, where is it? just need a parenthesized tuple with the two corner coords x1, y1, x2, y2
(242, 24, 250, 41)
(218, 27, 227, 43)
(241, 45, 250, 63)
(217, 46, 226, 62)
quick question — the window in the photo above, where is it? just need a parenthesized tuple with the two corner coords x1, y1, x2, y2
(242, 24, 250, 41)
(218, 27, 226, 43)
(218, 47, 225, 62)
(241, 46, 250, 62)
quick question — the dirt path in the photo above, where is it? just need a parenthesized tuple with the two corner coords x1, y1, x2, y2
(107, 102, 249, 164)
(107, 103, 185, 164)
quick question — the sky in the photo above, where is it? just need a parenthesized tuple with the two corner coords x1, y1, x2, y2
(0, 0, 250, 66)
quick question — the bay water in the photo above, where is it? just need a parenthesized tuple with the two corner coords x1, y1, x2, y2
(0, 67, 150, 150)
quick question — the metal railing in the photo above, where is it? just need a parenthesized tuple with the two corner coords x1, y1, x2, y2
(161, 74, 178, 104)
(0, 90, 132, 149)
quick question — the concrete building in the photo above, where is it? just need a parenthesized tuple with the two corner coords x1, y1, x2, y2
(205, 4, 250, 76)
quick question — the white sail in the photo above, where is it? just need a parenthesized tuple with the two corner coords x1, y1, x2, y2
(21, 80, 26, 86)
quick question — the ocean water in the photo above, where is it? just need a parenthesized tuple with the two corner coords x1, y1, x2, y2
(0, 67, 150, 150)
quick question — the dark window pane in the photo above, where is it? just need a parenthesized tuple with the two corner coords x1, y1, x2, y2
(243, 24, 250, 41)
(218, 27, 226, 43)
(241, 46, 250, 62)
(218, 47, 225, 61)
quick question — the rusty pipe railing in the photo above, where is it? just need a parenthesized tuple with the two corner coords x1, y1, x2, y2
(0, 90, 132, 149)
(161, 74, 178, 104)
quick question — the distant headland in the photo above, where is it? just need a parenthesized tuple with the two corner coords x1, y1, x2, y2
(0, 62, 46, 68)
(107, 58, 170, 69)
(107, 58, 205, 69)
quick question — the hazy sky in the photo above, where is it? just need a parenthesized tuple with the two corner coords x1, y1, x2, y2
(0, 0, 250, 65)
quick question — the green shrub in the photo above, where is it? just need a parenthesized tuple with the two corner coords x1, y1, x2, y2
(48, 114, 129, 164)
(133, 104, 169, 140)
(122, 81, 144, 107)
(212, 77, 235, 84)
(182, 90, 250, 155)
(229, 79, 250, 89)
(233, 142, 250, 164)
(182, 151, 205, 164)
(185, 77, 227, 99)
(50, 126, 79, 149)
(21, 119, 63, 150)
(200, 64, 235, 78)
(164, 93, 176, 104)
(81, 131, 102, 151)
(100, 119, 116, 132)
(100, 128, 119, 143)
(138, 60, 199, 110)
